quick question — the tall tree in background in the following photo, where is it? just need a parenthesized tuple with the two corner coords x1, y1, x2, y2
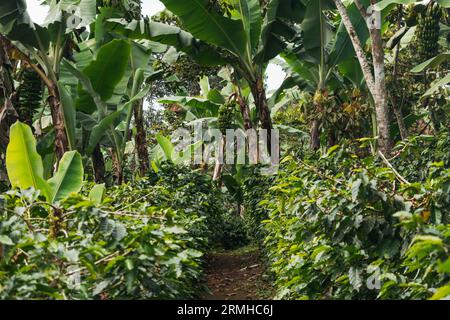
(333, 0, 392, 154)
(151, 0, 305, 151)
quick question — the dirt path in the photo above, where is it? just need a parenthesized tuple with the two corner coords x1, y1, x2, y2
(201, 246, 274, 300)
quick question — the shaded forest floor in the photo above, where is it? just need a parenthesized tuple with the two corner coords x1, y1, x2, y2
(201, 246, 274, 300)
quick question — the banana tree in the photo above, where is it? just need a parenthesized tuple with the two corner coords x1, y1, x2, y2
(109, 0, 306, 151)
(0, 0, 96, 161)
(273, 0, 370, 150)
(297, 0, 337, 150)
(62, 38, 155, 184)
(160, 75, 247, 180)
(411, 51, 450, 130)
(159, 0, 306, 149)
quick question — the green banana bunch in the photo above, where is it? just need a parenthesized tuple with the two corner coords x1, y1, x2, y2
(217, 102, 236, 134)
(415, 1, 442, 62)
(18, 68, 43, 126)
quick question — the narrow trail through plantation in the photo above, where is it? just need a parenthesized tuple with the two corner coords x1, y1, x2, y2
(201, 246, 274, 300)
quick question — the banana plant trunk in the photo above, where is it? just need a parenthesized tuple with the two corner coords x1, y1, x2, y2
(391, 4, 409, 140)
(236, 94, 253, 130)
(110, 148, 123, 185)
(250, 76, 273, 152)
(92, 144, 105, 183)
(310, 119, 321, 151)
(133, 100, 150, 176)
(0, 36, 18, 151)
(0, 36, 14, 100)
(47, 84, 69, 161)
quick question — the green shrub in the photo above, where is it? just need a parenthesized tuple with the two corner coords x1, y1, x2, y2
(0, 189, 206, 299)
(247, 137, 450, 299)
(146, 162, 242, 248)
(242, 167, 274, 242)
(218, 213, 250, 250)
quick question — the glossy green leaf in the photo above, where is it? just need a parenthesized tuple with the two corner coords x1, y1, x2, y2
(62, 59, 108, 116)
(411, 53, 450, 73)
(106, 18, 228, 66)
(430, 285, 450, 300)
(6, 122, 51, 200)
(89, 183, 106, 205)
(159, 0, 247, 58)
(0, 0, 50, 50)
(301, 0, 335, 64)
(235, 0, 262, 52)
(156, 134, 174, 162)
(207, 89, 226, 105)
(86, 86, 150, 154)
(255, 0, 305, 63)
(48, 151, 83, 203)
(76, 39, 131, 113)
(423, 74, 450, 97)
(0, 235, 13, 246)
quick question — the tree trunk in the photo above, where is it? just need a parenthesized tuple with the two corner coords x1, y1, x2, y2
(250, 76, 272, 152)
(334, 0, 376, 92)
(133, 100, 150, 176)
(48, 87, 69, 161)
(369, 2, 392, 154)
(110, 149, 123, 185)
(213, 136, 225, 181)
(0, 34, 69, 160)
(236, 94, 253, 130)
(0, 36, 14, 98)
(310, 119, 320, 151)
(328, 127, 338, 147)
(391, 4, 408, 141)
(213, 161, 223, 181)
(0, 37, 15, 141)
(0, 35, 18, 180)
(92, 144, 105, 183)
(0, 99, 18, 149)
(334, 0, 392, 154)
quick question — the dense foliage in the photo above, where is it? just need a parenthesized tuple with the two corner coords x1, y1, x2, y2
(0, 189, 205, 299)
(1, 0, 450, 301)
(243, 134, 450, 299)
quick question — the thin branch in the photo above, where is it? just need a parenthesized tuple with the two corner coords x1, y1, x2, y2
(378, 150, 410, 185)
(65, 249, 133, 276)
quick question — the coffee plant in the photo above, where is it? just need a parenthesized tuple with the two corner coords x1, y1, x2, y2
(243, 136, 450, 299)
